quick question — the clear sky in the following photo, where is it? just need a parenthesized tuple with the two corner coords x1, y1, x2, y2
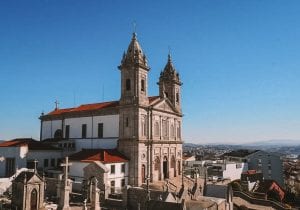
(0, 0, 299, 144)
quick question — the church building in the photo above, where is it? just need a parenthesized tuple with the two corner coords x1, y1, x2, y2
(40, 33, 183, 186)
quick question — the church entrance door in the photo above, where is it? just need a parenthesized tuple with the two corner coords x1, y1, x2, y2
(30, 189, 38, 210)
(163, 156, 168, 179)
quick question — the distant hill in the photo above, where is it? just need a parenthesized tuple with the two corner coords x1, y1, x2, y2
(241, 139, 300, 147)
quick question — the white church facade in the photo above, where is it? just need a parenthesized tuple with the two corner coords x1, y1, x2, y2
(40, 33, 183, 186)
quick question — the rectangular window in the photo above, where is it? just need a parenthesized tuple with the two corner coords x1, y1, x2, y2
(126, 117, 129, 127)
(121, 164, 125, 173)
(82, 124, 87, 138)
(141, 79, 145, 91)
(110, 165, 115, 174)
(111, 180, 115, 194)
(26, 160, 35, 169)
(51, 158, 55, 167)
(65, 125, 70, 139)
(44, 159, 49, 167)
(98, 123, 103, 138)
(5, 158, 15, 177)
(121, 179, 125, 187)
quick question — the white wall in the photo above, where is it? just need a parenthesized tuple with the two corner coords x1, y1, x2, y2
(27, 150, 63, 169)
(69, 161, 129, 193)
(107, 162, 129, 192)
(0, 146, 27, 177)
(75, 138, 118, 151)
(42, 115, 119, 140)
(222, 163, 248, 181)
(41, 120, 62, 140)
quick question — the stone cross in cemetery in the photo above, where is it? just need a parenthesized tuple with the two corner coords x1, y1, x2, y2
(90, 177, 101, 210)
(58, 156, 72, 210)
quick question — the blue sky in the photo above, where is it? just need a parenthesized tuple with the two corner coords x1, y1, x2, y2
(0, 0, 299, 143)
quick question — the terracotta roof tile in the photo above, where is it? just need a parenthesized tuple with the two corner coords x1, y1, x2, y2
(0, 138, 61, 151)
(45, 96, 160, 116)
(46, 101, 119, 116)
(69, 149, 129, 163)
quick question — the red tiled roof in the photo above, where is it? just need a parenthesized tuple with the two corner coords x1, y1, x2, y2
(46, 101, 119, 116)
(69, 149, 129, 163)
(0, 138, 33, 147)
(45, 96, 160, 116)
(0, 138, 61, 151)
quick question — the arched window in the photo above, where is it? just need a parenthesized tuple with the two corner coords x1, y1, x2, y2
(177, 122, 181, 139)
(176, 92, 179, 103)
(154, 157, 160, 171)
(170, 124, 175, 138)
(126, 79, 131, 91)
(141, 79, 145, 92)
(54, 129, 63, 139)
(162, 120, 168, 137)
(154, 122, 159, 136)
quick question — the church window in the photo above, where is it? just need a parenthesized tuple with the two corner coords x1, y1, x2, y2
(177, 122, 181, 139)
(51, 158, 55, 167)
(154, 157, 160, 171)
(126, 79, 131, 91)
(141, 79, 145, 91)
(111, 180, 115, 194)
(54, 129, 63, 139)
(125, 117, 129, 127)
(110, 165, 115, 174)
(5, 158, 15, 177)
(176, 92, 179, 103)
(44, 159, 49, 167)
(154, 122, 159, 136)
(98, 123, 103, 138)
(162, 120, 168, 137)
(26, 160, 35, 169)
(65, 125, 70, 139)
(171, 156, 176, 168)
(141, 116, 147, 136)
(171, 124, 175, 138)
(82, 124, 87, 138)
(121, 164, 125, 173)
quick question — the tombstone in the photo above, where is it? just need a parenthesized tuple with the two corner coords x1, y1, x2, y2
(11, 170, 45, 210)
(58, 157, 72, 210)
(90, 177, 101, 210)
(83, 161, 109, 202)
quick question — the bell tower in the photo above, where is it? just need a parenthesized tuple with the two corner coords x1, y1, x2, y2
(118, 33, 150, 106)
(158, 54, 182, 111)
(118, 33, 150, 186)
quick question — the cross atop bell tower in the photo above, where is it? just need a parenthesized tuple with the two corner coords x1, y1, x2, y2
(118, 33, 150, 106)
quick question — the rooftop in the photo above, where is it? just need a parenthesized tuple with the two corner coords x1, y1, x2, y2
(0, 138, 61, 151)
(68, 149, 129, 164)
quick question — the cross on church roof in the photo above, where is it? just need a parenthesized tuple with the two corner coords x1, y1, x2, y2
(55, 100, 59, 110)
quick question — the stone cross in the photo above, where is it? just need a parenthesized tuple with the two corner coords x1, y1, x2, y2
(58, 156, 72, 210)
(90, 177, 101, 210)
(55, 100, 60, 110)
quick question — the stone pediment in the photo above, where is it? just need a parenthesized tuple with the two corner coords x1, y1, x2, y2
(151, 98, 179, 114)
